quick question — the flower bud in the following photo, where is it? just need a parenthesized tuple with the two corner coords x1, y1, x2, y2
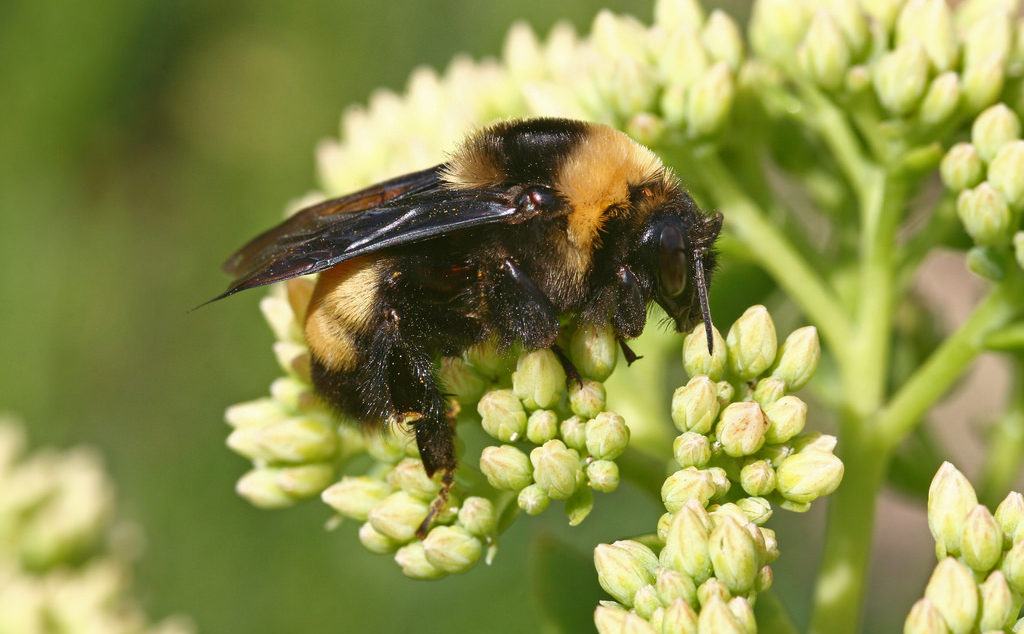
(928, 461, 979, 557)
(394, 541, 444, 579)
(560, 415, 588, 451)
(661, 597, 699, 634)
(512, 349, 566, 410)
(697, 595, 743, 634)
(962, 54, 1006, 113)
(611, 58, 659, 119)
(570, 379, 607, 418)
(386, 458, 441, 500)
(776, 450, 844, 503)
(715, 381, 735, 407)
(702, 10, 743, 71)
(632, 584, 660, 620)
(260, 295, 301, 342)
(708, 517, 759, 594)
(903, 598, 947, 634)
(478, 389, 528, 442)
(368, 491, 430, 542)
(591, 11, 649, 63)
(895, 0, 957, 72)
(749, 0, 810, 63)
(963, 12, 1012, 71)
(225, 398, 288, 429)
(658, 25, 709, 92)
(662, 467, 717, 512)
(321, 476, 393, 521)
(736, 496, 773, 525)
(740, 460, 777, 497)
(275, 463, 334, 498)
(358, 521, 400, 554)
(687, 62, 734, 137)
(457, 496, 497, 537)
(586, 412, 630, 460)
(860, 0, 902, 32)
(979, 570, 1014, 631)
(972, 104, 1021, 163)
(569, 323, 618, 381)
(531, 440, 582, 500)
(654, 0, 704, 31)
(595, 541, 658, 606)
(587, 460, 621, 493)
(763, 395, 808, 444)
(1001, 538, 1024, 594)
(674, 432, 712, 468)
(941, 143, 985, 192)
(728, 597, 756, 634)
(464, 339, 512, 379)
(227, 415, 337, 463)
(235, 468, 293, 509)
(799, 10, 850, 91)
(918, 72, 961, 127)
(593, 605, 630, 634)
(924, 557, 980, 634)
(995, 491, 1024, 547)
(656, 567, 698, 607)
(962, 504, 1003, 572)
(987, 140, 1024, 207)
(438, 357, 486, 404)
(526, 409, 559, 444)
(683, 324, 727, 380)
(872, 40, 929, 115)
(707, 466, 732, 499)
(480, 445, 533, 491)
(752, 377, 786, 405)
(517, 483, 550, 514)
(672, 376, 720, 434)
(726, 305, 778, 380)
(660, 84, 688, 128)
(958, 183, 1013, 246)
(772, 326, 820, 390)
(661, 500, 713, 582)
(423, 525, 483, 574)
(270, 376, 314, 411)
(716, 402, 768, 457)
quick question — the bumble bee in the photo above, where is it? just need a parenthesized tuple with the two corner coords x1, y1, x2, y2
(215, 118, 723, 534)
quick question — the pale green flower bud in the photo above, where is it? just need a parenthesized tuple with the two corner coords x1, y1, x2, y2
(716, 402, 768, 457)
(658, 512, 673, 541)
(904, 598, 947, 634)
(979, 570, 1014, 631)
(560, 415, 588, 451)
(628, 114, 666, 148)
(658, 26, 710, 92)
(928, 462, 979, 557)
(592, 11, 649, 63)
(683, 324, 727, 380)
(756, 565, 774, 592)
(661, 598, 699, 634)
(749, 0, 811, 63)
(918, 72, 961, 127)
(662, 467, 717, 512)
(368, 491, 430, 542)
(480, 445, 533, 491)
(674, 432, 712, 468)
(760, 527, 780, 562)
(660, 84, 688, 128)
(941, 143, 986, 192)
(611, 59, 659, 116)
(273, 341, 310, 380)
(1001, 539, 1024, 594)
(270, 376, 314, 411)
(736, 496, 773, 525)
(623, 613, 658, 634)
(706, 466, 732, 498)
(656, 568, 698, 607)
(595, 541, 658, 606)
(654, 0, 704, 32)
(962, 504, 1003, 572)
(752, 377, 786, 405)
(963, 11, 1012, 71)
(728, 597, 756, 634)
(661, 500, 714, 582)
(386, 458, 441, 500)
(526, 409, 559, 444)
(860, 0, 903, 32)
(394, 541, 444, 579)
(518, 483, 550, 514)
(958, 183, 1013, 246)
(697, 595, 742, 634)
(987, 140, 1024, 207)
(423, 525, 483, 574)
(465, 339, 512, 379)
(687, 62, 734, 137)
(772, 326, 820, 389)
(726, 305, 778, 380)
(227, 416, 337, 463)
(586, 412, 630, 460)
(594, 604, 631, 634)
(967, 246, 1006, 281)
(438, 356, 486, 404)
(274, 463, 335, 498)
(1015, 232, 1024, 270)
(972, 104, 1021, 163)
(364, 429, 409, 463)
(512, 350, 566, 410)
(531, 439, 582, 500)
(962, 54, 1006, 113)
(569, 323, 618, 382)
(478, 389, 528, 442)
(740, 460, 777, 497)
(225, 398, 288, 429)
(708, 517, 759, 594)
(260, 295, 301, 342)
(672, 376, 721, 434)
(702, 10, 744, 71)
(799, 10, 850, 91)
(633, 584, 661, 620)
(235, 468, 293, 508)
(570, 379, 607, 418)
(872, 40, 929, 115)
(502, 22, 544, 79)
(845, 64, 871, 93)
(896, 0, 957, 72)
(776, 450, 844, 503)
(924, 557, 980, 634)
(763, 395, 808, 444)
(715, 381, 735, 407)
(587, 460, 620, 493)
(358, 521, 400, 554)
(457, 496, 497, 537)
(995, 491, 1024, 547)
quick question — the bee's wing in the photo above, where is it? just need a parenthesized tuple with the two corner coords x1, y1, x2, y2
(211, 170, 519, 301)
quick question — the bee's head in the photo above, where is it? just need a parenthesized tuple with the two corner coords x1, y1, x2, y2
(639, 192, 723, 350)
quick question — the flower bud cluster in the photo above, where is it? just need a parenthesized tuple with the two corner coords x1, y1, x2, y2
(475, 324, 631, 526)
(0, 416, 193, 634)
(905, 462, 1024, 632)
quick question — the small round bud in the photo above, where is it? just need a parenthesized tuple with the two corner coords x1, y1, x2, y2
(972, 104, 1021, 163)
(423, 525, 483, 574)
(987, 140, 1024, 207)
(235, 468, 293, 509)
(872, 40, 929, 115)
(740, 459, 777, 497)
(321, 476, 393, 521)
(941, 143, 985, 192)
(776, 450, 844, 504)
(478, 389, 528, 442)
(586, 459, 620, 493)
(683, 324, 726, 380)
(457, 496, 497, 537)
(958, 183, 1012, 246)
(904, 598, 947, 634)
(438, 356, 486, 404)
(260, 295, 301, 342)
(662, 467, 717, 512)
(526, 409, 559, 444)
(687, 62, 735, 137)
(464, 339, 512, 380)
(702, 10, 743, 71)
(367, 491, 430, 542)
(995, 491, 1024, 547)
(517, 484, 550, 515)
(963, 55, 1007, 113)
(358, 521, 400, 554)
(593, 604, 630, 634)
(726, 305, 778, 380)
(661, 598, 699, 634)
(653, 0, 704, 32)
(895, 0, 956, 72)
(706, 466, 731, 498)
(661, 501, 713, 583)
(655, 567, 697, 607)
(386, 458, 441, 500)
(1001, 539, 1024, 594)
(798, 10, 850, 90)
(748, 0, 811, 63)
(586, 412, 630, 460)
(697, 595, 742, 634)
(924, 557, 980, 634)
(716, 402, 768, 457)
(772, 326, 820, 390)
(657, 512, 672, 542)
(531, 440, 582, 500)
(512, 349, 567, 410)
(728, 597, 756, 634)
(594, 540, 657, 606)
(708, 517, 759, 594)
(275, 463, 335, 498)
(962, 504, 1003, 572)
(480, 445, 533, 491)
(672, 376, 720, 434)
(918, 72, 961, 127)
(569, 323, 618, 382)
(227, 416, 337, 463)
(560, 415, 588, 451)
(225, 398, 288, 429)
(715, 381, 735, 407)
(570, 379, 607, 418)
(735, 496, 773, 525)
(394, 541, 444, 579)
(657, 24, 709, 93)
(674, 431, 712, 468)
(752, 377, 786, 406)
(979, 570, 1014, 631)
(963, 12, 1011, 72)
(763, 395, 808, 444)
(928, 462, 979, 557)
(270, 376, 313, 411)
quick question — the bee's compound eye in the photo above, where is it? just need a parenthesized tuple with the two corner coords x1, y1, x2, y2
(659, 225, 688, 297)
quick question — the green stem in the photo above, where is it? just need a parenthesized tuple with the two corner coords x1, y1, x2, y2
(756, 589, 801, 634)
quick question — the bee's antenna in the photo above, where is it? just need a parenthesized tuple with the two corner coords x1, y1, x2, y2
(693, 247, 715, 354)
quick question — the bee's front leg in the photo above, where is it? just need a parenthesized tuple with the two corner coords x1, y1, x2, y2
(486, 257, 560, 349)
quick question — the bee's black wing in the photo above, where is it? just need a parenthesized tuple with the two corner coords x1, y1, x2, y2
(212, 166, 521, 302)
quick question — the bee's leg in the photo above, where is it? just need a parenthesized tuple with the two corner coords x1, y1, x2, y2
(611, 265, 647, 339)
(550, 344, 583, 387)
(488, 257, 560, 349)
